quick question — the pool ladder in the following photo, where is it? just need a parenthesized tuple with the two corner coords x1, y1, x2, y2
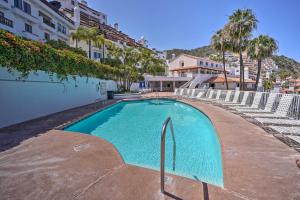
(160, 117, 176, 194)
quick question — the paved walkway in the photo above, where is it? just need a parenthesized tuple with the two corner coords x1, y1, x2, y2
(0, 93, 299, 200)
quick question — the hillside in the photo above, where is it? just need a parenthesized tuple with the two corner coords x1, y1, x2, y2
(166, 46, 300, 78)
(166, 45, 217, 59)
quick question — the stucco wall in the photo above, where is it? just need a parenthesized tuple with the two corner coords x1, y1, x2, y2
(0, 67, 117, 128)
(168, 55, 198, 70)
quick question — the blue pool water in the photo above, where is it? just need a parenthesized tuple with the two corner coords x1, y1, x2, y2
(64, 99, 223, 187)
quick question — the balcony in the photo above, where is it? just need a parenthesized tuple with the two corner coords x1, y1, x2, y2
(0, 0, 10, 10)
(11, 6, 39, 24)
(0, 15, 13, 28)
(42, 18, 55, 29)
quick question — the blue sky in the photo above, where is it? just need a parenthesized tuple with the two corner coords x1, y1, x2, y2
(87, 0, 300, 61)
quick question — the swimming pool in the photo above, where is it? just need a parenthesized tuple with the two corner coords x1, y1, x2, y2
(64, 99, 224, 187)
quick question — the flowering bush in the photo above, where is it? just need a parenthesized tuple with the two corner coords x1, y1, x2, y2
(0, 29, 116, 80)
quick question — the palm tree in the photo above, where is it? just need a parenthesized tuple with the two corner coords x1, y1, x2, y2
(227, 9, 258, 90)
(70, 27, 85, 48)
(93, 34, 109, 63)
(211, 29, 231, 90)
(81, 27, 99, 59)
(247, 35, 278, 90)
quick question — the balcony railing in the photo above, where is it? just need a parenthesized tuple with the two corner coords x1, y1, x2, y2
(42, 18, 55, 29)
(0, 15, 13, 28)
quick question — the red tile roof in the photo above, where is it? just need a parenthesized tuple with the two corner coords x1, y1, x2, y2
(204, 75, 256, 84)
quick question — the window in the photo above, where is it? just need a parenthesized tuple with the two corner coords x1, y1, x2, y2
(14, 0, 23, 9)
(23, 1, 31, 15)
(57, 23, 62, 32)
(216, 64, 218, 67)
(44, 32, 50, 40)
(180, 61, 184, 67)
(199, 61, 203, 66)
(205, 62, 208, 66)
(211, 63, 214, 67)
(0, 12, 4, 17)
(93, 52, 102, 59)
(58, 23, 67, 34)
(25, 23, 32, 33)
(71, 0, 75, 5)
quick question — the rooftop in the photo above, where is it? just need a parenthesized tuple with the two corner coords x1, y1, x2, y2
(204, 75, 256, 84)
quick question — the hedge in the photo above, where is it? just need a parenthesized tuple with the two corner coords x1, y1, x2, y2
(0, 29, 118, 80)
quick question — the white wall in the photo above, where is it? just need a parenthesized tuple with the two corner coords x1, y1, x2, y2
(0, 0, 74, 43)
(0, 67, 117, 128)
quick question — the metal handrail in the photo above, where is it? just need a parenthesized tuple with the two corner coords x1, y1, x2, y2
(160, 117, 176, 194)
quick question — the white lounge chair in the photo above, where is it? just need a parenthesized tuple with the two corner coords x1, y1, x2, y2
(202, 90, 221, 102)
(255, 118, 300, 126)
(268, 126, 300, 135)
(173, 88, 179, 96)
(215, 90, 233, 104)
(194, 91, 205, 99)
(235, 92, 263, 111)
(178, 88, 184, 96)
(228, 91, 251, 108)
(210, 90, 223, 102)
(246, 94, 294, 118)
(241, 93, 277, 113)
(187, 89, 197, 98)
(221, 91, 241, 105)
(198, 89, 214, 101)
(287, 135, 300, 144)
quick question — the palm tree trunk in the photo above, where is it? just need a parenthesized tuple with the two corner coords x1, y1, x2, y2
(88, 40, 92, 59)
(75, 39, 78, 48)
(102, 44, 105, 63)
(255, 59, 262, 91)
(239, 50, 243, 91)
(222, 51, 229, 90)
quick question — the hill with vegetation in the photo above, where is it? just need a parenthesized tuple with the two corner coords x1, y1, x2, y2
(166, 45, 300, 78)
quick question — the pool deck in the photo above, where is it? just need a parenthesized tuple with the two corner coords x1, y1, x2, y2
(0, 93, 300, 200)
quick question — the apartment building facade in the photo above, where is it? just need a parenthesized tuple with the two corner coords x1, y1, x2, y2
(0, 0, 75, 43)
(56, 0, 143, 61)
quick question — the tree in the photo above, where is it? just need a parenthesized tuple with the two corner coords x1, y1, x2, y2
(211, 29, 231, 89)
(108, 44, 141, 91)
(70, 27, 85, 48)
(81, 27, 99, 59)
(139, 48, 166, 75)
(247, 35, 278, 90)
(263, 79, 274, 92)
(227, 9, 257, 90)
(93, 34, 112, 63)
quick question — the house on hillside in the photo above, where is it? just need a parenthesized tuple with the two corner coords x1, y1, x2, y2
(144, 54, 227, 91)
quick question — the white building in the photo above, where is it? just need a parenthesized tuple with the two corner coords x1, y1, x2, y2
(145, 54, 226, 91)
(56, 0, 143, 61)
(0, 0, 75, 43)
(56, 0, 107, 28)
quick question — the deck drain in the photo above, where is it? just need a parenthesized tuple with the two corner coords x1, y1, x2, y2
(73, 143, 90, 152)
(164, 176, 173, 185)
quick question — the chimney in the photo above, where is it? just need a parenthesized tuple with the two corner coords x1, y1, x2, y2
(114, 23, 119, 31)
(74, 2, 80, 27)
(172, 53, 176, 59)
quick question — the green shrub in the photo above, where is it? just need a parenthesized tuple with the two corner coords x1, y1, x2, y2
(0, 29, 117, 80)
(45, 40, 87, 57)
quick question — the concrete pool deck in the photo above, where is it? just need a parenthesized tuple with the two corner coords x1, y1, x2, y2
(0, 93, 300, 200)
